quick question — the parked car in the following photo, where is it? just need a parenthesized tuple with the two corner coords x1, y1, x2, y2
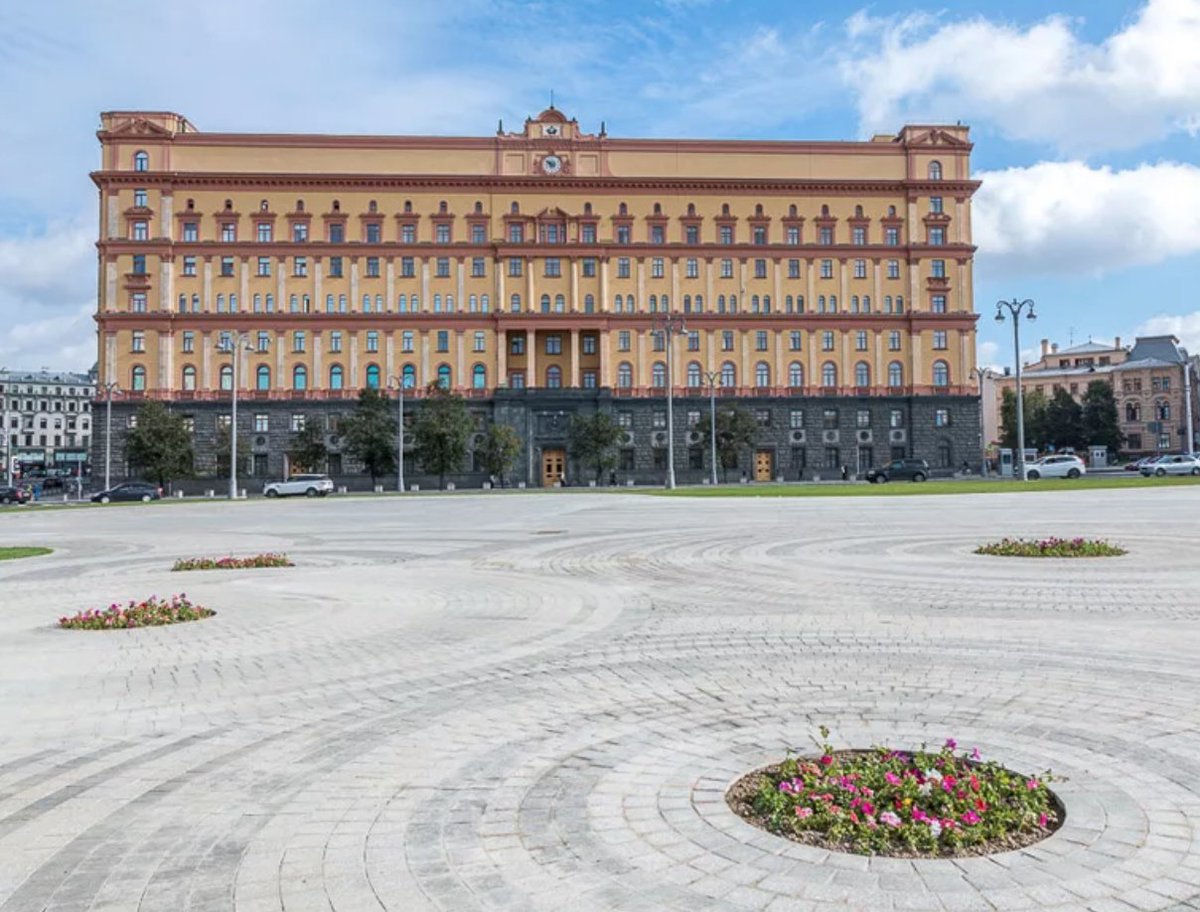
(865, 458, 930, 483)
(0, 486, 31, 505)
(1140, 454, 1200, 477)
(262, 474, 334, 498)
(1024, 455, 1086, 480)
(1125, 456, 1160, 472)
(90, 482, 163, 503)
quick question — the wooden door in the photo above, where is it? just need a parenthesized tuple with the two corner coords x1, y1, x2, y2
(754, 449, 773, 482)
(542, 448, 566, 486)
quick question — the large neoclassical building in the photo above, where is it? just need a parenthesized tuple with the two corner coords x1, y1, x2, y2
(92, 107, 980, 486)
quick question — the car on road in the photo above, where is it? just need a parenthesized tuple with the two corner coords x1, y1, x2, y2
(1024, 454, 1086, 480)
(90, 481, 163, 503)
(1125, 456, 1160, 472)
(1140, 454, 1200, 476)
(262, 474, 334, 498)
(865, 458, 930, 484)
(0, 486, 32, 505)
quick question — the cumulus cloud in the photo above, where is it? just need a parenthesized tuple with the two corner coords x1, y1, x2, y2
(841, 0, 1200, 154)
(973, 160, 1200, 277)
(1136, 312, 1200, 354)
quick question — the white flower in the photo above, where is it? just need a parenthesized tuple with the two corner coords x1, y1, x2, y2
(918, 782, 932, 796)
(929, 820, 943, 839)
(924, 768, 942, 781)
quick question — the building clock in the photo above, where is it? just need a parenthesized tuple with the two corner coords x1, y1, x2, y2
(542, 154, 564, 174)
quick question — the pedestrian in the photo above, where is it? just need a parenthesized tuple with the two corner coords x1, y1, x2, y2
(609, 469, 617, 487)
(840, 464, 848, 482)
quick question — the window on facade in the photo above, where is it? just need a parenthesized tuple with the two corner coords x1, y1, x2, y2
(933, 330, 948, 350)
(133, 150, 149, 171)
(436, 258, 450, 278)
(931, 259, 946, 278)
(721, 330, 734, 351)
(822, 363, 837, 387)
(545, 334, 562, 355)
(294, 257, 308, 277)
(932, 360, 950, 387)
(755, 362, 770, 387)
(855, 363, 870, 387)
(855, 330, 868, 351)
(888, 362, 903, 387)
(928, 161, 943, 180)
(934, 409, 950, 428)
(820, 259, 833, 279)
(721, 362, 736, 387)
(617, 363, 633, 388)
(181, 365, 197, 390)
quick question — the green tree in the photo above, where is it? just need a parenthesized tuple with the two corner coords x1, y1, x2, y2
(125, 400, 193, 489)
(567, 412, 625, 484)
(476, 423, 522, 487)
(1043, 387, 1084, 451)
(699, 405, 758, 481)
(287, 414, 328, 474)
(1081, 380, 1124, 455)
(214, 422, 255, 478)
(412, 384, 473, 490)
(341, 388, 397, 486)
(999, 387, 1048, 452)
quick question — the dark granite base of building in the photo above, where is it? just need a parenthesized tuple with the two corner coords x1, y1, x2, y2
(91, 390, 981, 491)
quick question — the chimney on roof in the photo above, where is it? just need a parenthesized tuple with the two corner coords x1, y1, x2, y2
(1040, 339, 1049, 357)
(1051, 343, 1059, 354)
(1114, 336, 1121, 349)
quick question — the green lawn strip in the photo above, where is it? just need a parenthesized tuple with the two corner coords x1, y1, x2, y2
(0, 547, 53, 560)
(646, 476, 1200, 497)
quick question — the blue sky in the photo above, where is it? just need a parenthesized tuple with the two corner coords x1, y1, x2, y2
(1, 0, 1198, 370)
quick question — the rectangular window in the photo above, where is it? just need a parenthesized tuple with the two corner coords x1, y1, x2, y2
(471, 257, 486, 277)
(133, 188, 148, 207)
(402, 331, 414, 353)
(852, 226, 866, 245)
(474, 331, 486, 352)
(582, 257, 597, 277)
(255, 256, 271, 277)
(754, 259, 768, 279)
(293, 331, 306, 353)
(545, 335, 562, 355)
(329, 331, 343, 353)
(131, 331, 145, 352)
(819, 259, 834, 279)
(254, 414, 269, 433)
(544, 257, 561, 278)
(618, 331, 630, 351)
(182, 256, 196, 276)
(294, 257, 308, 277)
(822, 331, 835, 351)
(130, 293, 147, 313)
(931, 259, 946, 278)
(469, 224, 485, 244)
(218, 256, 234, 277)
(819, 226, 833, 245)
(329, 223, 345, 243)
(366, 257, 380, 278)
(789, 409, 805, 429)
(755, 330, 768, 351)
(722, 330, 734, 351)
(221, 223, 236, 243)
(508, 258, 523, 277)
(401, 224, 417, 243)
(789, 330, 802, 351)
(888, 331, 901, 351)
(788, 259, 801, 279)
(436, 258, 451, 278)
(786, 226, 800, 245)
(856, 330, 868, 351)
(650, 225, 665, 244)
(292, 222, 308, 242)
(182, 222, 199, 242)
(132, 221, 148, 241)
(366, 223, 382, 243)
(753, 226, 767, 245)
(685, 225, 699, 244)
(652, 411, 667, 429)
(854, 259, 867, 279)
(508, 224, 524, 243)
(934, 409, 950, 427)
(617, 225, 632, 245)
(720, 259, 734, 278)
(617, 411, 633, 429)
(583, 334, 597, 355)
(291, 414, 304, 432)
(755, 409, 771, 427)
(930, 197, 943, 214)
(510, 335, 525, 355)
(887, 260, 900, 279)
(617, 258, 631, 279)
(256, 223, 272, 242)
(436, 330, 449, 352)
(685, 258, 699, 278)
(823, 409, 839, 429)
(400, 257, 415, 278)
(931, 294, 947, 313)
(182, 331, 195, 353)
(929, 227, 945, 246)
(366, 331, 379, 353)
(719, 225, 733, 244)
(890, 409, 903, 428)
(433, 223, 450, 244)
(857, 409, 870, 428)
(328, 257, 344, 278)
(933, 330, 948, 349)
(885, 226, 899, 246)
(687, 331, 699, 352)
(651, 257, 664, 278)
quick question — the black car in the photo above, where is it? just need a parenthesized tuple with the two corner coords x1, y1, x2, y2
(0, 486, 31, 505)
(865, 458, 930, 483)
(90, 482, 163, 504)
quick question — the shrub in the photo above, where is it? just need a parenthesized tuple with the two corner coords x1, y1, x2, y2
(59, 595, 214, 630)
(733, 727, 1060, 857)
(172, 553, 293, 571)
(974, 537, 1125, 557)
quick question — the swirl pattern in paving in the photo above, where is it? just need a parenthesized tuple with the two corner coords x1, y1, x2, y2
(1, 488, 1199, 911)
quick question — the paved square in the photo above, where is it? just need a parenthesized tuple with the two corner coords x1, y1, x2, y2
(1, 488, 1199, 912)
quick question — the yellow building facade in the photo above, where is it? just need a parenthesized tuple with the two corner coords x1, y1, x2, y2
(93, 108, 981, 485)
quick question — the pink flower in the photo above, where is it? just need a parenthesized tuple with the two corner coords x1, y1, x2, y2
(795, 807, 813, 819)
(1027, 779, 1040, 791)
(971, 747, 982, 761)
(879, 811, 902, 828)
(819, 755, 833, 767)
(884, 772, 901, 786)
(1038, 813, 1048, 828)
(961, 811, 980, 825)
(944, 738, 957, 751)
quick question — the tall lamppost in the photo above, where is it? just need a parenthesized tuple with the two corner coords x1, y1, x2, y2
(994, 299, 1037, 481)
(702, 368, 720, 485)
(652, 313, 686, 489)
(102, 381, 119, 491)
(0, 366, 9, 488)
(219, 331, 254, 500)
(969, 366, 996, 476)
(388, 374, 409, 493)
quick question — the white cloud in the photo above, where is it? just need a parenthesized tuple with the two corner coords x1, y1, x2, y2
(841, 0, 1200, 154)
(1136, 311, 1200, 353)
(973, 160, 1200, 277)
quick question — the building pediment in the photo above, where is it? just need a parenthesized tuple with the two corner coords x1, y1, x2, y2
(105, 117, 174, 138)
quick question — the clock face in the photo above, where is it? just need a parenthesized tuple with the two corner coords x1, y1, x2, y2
(542, 155, 563, 174)
(544, 124, 560, 136)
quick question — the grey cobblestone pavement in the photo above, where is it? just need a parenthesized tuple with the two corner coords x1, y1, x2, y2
(1, 487, 1199, 911)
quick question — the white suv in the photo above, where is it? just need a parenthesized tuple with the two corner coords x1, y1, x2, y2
(1024, 455, 1086, 480)
(263, 474, 335, 498)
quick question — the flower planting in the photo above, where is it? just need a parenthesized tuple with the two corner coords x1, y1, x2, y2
(728, 728, 1061, 857)
(58, 595, 214, 630)
(171, 553, 293, 571)
(974, 537, 1125, 558)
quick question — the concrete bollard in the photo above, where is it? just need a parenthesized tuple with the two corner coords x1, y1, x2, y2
(446, 482, 455, 491)
(205, 489, 215, 498)
(702, 478, 710, 485)
(409, 484, 419, 492)
(625, 479, 634, 487)
(175, 490, 184, 498)
(338, 485, 348, 494)
(373, 484, 384, 493)
(517, 481, 526, 489)
(482, 481, 492, 490)
(588, 480, 596, 487)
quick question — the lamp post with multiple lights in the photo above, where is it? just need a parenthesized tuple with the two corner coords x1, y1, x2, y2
(969, 366, 996, 476)
(702, 368, 720, 486)
(102, 381, 119, 492)
(652, 313, 686, 489)
(219, 331, 256, 499)
(994, 299, 1037, 481)
(388, 374, 410, 493)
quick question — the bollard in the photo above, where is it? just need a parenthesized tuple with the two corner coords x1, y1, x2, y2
(517, 481, 526, 489)
(625, 479, 634, 487)
(205, 489, 215, 498)
(588, 480, 596, 487)
(482, 481, 491, 490)
(702, 478, 710, 485)
(446, 482, 455, 491)
(175, 490, 184, 498)
(410, 484, 420, 492)
(373, 484, 384, 493)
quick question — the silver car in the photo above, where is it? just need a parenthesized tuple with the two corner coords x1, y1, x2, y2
(1024, 454, 1086, 480)
(263, 474, 335, 498)
(1140, 454, 1200, 477)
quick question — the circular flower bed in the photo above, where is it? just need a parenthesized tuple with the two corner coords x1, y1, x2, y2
(58, 594, 214, 630)
(974, 537, 1125, 557)
(172, 553, 293, 572)
(727, 729, 1062, 857)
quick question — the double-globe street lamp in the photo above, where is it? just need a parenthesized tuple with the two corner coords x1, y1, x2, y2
(102, 381, 120, 491)
(968, 366, 996, 476)
(702, 368, 721, 486)
(994, 299, 1037, 482)
(387, 374, 412, 493)
(219, 331, 256, 500)
(652, 313, 686, 489)
(0, 365, 9, 487)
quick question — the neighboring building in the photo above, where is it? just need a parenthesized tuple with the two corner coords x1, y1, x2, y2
(983, 336, 1199, 456)
(91, 108, 980, 486)
(0, 370, 96, 472)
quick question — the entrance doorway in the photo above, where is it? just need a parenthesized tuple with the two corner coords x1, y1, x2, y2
(754, 449, 774, 482)
(541, 448, 566, 487)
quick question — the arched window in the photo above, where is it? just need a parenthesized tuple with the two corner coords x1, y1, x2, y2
(687, 362, 702, 387)
(178, 294, 187, 313)
(510, 293, 521, 312)
(546, 365, 562, 389)
(1125, 401, 1140, 421)
(433, 294, 442, 313)
(755, 362, 770, 388)
(325, 294, 335, 313)
(683, 295, 692, 314)
(818, 295, 826, 313)
(329, 364, 344, 390)
(729, 294, 737, 314)
(884, 295, 893, 314)
(613, 294, 623, 313)
(256, 365, 271, 391)
(617, 362, 633, 388)
(182, 365, 197, 391)
(855, 362, 871, 387)
(481, 294, 489, 313)
(695, 294, 703, 313)
(436, 364, 452, 389)
(133, 150, 149, 172)
(717, 295, 726, 314)
(788, 362, 804, 388)
(540, 294, 551, 314)
(851, 295, 859, 314)
(554, 294, 565, 313)
(888, 362, 903, 388)
(896, 295, 905, 313)
(1157, 400, 1171, 420)
(292, 365, 308, 390)
(219, 364, 233, 391)
(762, 295, 771, 314)
(584, 293, 595, 314)
(365, 364, 381, 389)
(398, 294, 408, 313)
(932, 360, 950, 387)
(446, 294, 455, 313)
(401, 364, 416, 388)
(472, 364, 487, 389)
(131, 365, 147, 391)
(928, 161, 943, 180)
(721, 361, 736, 387)
(649, 294, 658, 313)
(862, 295, 871, 314)
(651, 362, 667, 388)
(363, 294, 372, 313)
(751, 295, 760, 314)
(618, 202, 628, 216)
(829, 295, 838, 313)
(369, 200, 379, 213)
(822, 362, 837, 388)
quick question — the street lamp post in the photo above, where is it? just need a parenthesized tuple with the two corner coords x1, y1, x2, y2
(102, 381, 119, 491)
(994, 299, 1037, 481)
(702, 369, 720, 485)
(220, 331, 254, 500)
(0, 366, 9, 488)
(388, 375, 408, 493)
(1184, 359, 1195, 455)
(652, 313, 686, 489)
(969, 367, 996, 476)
